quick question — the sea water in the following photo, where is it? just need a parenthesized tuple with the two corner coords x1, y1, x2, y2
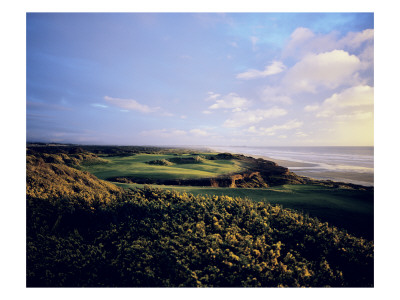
(210, 146, 374, 187)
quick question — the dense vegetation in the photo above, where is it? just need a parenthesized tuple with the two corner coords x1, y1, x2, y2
(116, 183, 374, 240)
(26, 148, 373, 287)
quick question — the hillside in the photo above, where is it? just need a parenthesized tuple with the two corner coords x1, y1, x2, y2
(26, 148, 374, 287)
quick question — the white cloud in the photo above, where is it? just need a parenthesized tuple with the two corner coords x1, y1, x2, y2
(295, 131, 308, 137)
(205, 92, 221, 101)
(104, 96, 160, 113)
(334, 111, 373, 121)
(248, 126, 257, 133)
(311, 85, 374, 119)
(323, 85, 373, 108)
(91, 103, 108, 108)
(359, 44, 374, 63)
(258, 119, 303, 135)
(338, 29, 374, 50)
(202, 110, 213, 114)
(246, 120, 304, 136)
(236, 61, 286, 80)
(283, 27, 374, 60)
(283, 27, 338, 59)
(260, 86, 292, 104)
(223, 107, 287, 128)
(190, 129, 210, 136)
(139, 128, 217, 141)
(304, 104, 319, 112)
(207, 92, 251, 110)
(282, 27, 316, 58)
(290, 27, 315, 43)
(283, 50, 362, 93)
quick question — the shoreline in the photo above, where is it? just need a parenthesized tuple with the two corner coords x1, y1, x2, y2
(219, 151, 374, 188)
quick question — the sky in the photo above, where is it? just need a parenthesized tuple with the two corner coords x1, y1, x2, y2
(26, 12, 374, 146)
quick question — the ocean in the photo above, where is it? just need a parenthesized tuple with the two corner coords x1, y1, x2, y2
(209, 146, 374, 187)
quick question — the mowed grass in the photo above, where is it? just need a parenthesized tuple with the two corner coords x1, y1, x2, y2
(115, 182, 374, 240)
(81, 153, 245, 180)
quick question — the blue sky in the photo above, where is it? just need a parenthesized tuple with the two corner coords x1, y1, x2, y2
(26, 13, 374, 146)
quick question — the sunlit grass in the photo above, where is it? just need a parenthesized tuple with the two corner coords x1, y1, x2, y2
(81, 153, 246, 180)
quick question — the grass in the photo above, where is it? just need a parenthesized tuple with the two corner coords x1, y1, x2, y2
(115, 182, 374, 240)
(82, 153, 373, 240)
(81, 153, 246, 180)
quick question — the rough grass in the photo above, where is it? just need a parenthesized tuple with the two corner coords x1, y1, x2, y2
(115, 182, 374, 240)
(81, 153, 246, 180)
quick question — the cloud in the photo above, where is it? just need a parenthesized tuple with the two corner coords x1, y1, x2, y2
(205, 92, 221, 101)
(283, 28, 338, 59)
(207, 92, 251, 110)
(236, 61, 286, 80)
(295, 131, 308, 137)
(309, 85, 374, 119)
(260, 86, 292, 104)
(323, 85, 373, 108)
(338, 29, 374, 50)
(190, 129, 210, 137)
(223, 107, 287, 128)
(304, 104, 319, 112)
(139, 128, 216, 141)
(290, 27, 315, 43)
(91, 103, 108, 108)
(334, 111, 373, 121)
(255, 119, 303, 136)
(104, 96, 160, 113)
(282, 27, 316, 58)
(283, 27, 374, 60)
(283, 50, 362, 93)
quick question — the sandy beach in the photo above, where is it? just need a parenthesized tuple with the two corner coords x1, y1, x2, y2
(250, 154, 318, 168)
(238, 153, 374, 187)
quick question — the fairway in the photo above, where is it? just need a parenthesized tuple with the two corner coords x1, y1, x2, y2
(115, 182, 374, 240)
(81, 153, 246, 180)
(81, 153, 374, 240)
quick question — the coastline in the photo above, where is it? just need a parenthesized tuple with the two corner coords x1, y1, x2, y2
(210, 149, 374, 187)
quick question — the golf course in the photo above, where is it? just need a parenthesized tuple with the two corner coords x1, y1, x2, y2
(26, 145, 374, 287)
(80, 151, 374, 240)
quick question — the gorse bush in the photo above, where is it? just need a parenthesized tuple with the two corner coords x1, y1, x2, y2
(26, 153, 373, 287)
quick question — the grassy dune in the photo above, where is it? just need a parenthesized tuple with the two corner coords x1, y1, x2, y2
(81, 153, 245, 180)
(115, 182, 374, 240)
